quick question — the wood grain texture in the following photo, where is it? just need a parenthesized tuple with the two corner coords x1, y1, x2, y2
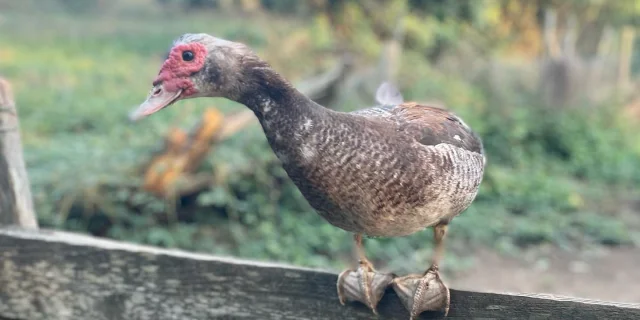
(0, 78, 37, 229)
(1, 227, 639, 320)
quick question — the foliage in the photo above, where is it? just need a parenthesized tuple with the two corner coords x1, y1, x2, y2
(1, 0, 639, 274)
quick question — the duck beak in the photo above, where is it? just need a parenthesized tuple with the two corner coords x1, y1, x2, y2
(129, 84, 182, 121)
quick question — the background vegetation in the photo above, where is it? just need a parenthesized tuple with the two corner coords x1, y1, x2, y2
(1, 0, 639, 274)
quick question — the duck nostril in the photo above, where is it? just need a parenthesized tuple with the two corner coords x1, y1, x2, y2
(153, 87, 162, 96)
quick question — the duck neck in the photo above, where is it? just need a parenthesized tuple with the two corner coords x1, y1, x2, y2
(235, 64, 324, 149)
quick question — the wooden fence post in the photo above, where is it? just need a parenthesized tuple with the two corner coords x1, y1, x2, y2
(0, 77, 38, 229)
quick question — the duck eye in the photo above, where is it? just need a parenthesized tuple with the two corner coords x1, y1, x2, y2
(182, 50, 194, 61)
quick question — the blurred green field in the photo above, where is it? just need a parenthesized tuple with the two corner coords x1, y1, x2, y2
(1, 0, 640, 274)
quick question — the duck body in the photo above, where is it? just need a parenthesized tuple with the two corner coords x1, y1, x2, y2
(131, 34, 486, 317)
(260, 98, 485, 237)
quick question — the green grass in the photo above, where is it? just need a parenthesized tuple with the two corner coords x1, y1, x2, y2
(1, 1, 639, 275)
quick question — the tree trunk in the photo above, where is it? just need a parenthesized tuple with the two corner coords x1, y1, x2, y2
(617, 26, 635, 95)
(0, 77, 37, 229)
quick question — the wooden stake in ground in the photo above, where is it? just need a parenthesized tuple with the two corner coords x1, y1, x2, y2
(0, 77, 38, 229)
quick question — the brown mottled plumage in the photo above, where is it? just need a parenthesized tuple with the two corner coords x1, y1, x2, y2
(277, 101, 485, 238)
(130, 34, 486, 319)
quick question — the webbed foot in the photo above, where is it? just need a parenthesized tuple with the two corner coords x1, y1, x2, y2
(392, 265, 450, 319)
(337, 260, 394, 314)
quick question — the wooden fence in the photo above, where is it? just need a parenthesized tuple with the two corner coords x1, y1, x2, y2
(1, 227, 639, 320)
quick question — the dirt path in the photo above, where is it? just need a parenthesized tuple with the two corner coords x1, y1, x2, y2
(447, 247, 640, 303)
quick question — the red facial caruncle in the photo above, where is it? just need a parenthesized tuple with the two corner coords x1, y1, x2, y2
(128, 41, 208, 121)
(153, 42, 207, 96)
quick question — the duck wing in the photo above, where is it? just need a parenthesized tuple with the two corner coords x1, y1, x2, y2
(349, 81, 484, 155)
(391, 102, 484, 155)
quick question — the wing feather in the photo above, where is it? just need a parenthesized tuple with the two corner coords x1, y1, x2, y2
(392, 102, 484, 155)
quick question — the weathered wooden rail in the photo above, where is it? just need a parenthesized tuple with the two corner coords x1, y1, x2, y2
(1, 227, 639, 320)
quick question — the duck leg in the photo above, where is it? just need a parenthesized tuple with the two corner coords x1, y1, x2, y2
(337, 234, 394, 314)
(392, 223, 451, 319)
